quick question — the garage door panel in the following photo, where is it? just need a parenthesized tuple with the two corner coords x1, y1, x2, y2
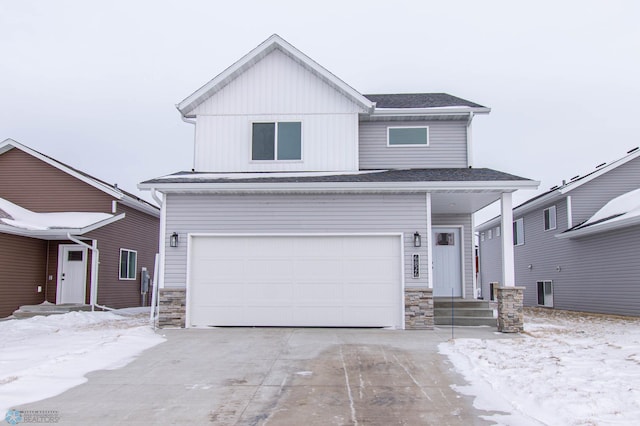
(189, 235, 402, 328)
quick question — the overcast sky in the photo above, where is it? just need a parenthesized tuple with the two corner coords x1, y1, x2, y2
(2, 0, 639, 223)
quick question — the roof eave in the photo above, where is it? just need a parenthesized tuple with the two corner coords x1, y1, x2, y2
(371, 107, 491, 117)
(555, 215, 640, 239)
(0, 213, 125, 240)
(139, 179, 539, 193)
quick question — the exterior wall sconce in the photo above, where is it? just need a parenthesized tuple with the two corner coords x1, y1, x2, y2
(556, 265, 562, 272)
(170, 232, 179, 248)
(527, 264, 533, 270)
(413, 232, 422, 247)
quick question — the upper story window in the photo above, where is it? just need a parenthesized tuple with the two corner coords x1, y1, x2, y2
(387, 126, 429, 147)
(543, 206, 557, 231)
(119, 249, 137, 280)
(513, 218, 524, 246)
(252, 122, 302, 161)
(495, 226, 501, 237)
(488, 229, 493, 239)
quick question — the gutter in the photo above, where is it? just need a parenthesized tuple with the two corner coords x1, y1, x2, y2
(180, 114, 197, 172)
(66, 233, 115, 312)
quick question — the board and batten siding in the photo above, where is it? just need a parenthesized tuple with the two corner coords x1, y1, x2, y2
(570, 156, 640, 224)
(163, 193, 430, 289)
(432, 214, 474, 298)
(194, 113, 358, 172)
(359, 120, 468, 169)
(191, 48, 365, 172)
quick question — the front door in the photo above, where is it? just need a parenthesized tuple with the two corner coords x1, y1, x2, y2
(57, 245, 88, 304)
(432, 227, 462, 297)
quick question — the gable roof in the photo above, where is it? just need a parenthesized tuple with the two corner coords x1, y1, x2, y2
(177, 34, 375, 118)
(0, 139, 159, 217)
(476, 146, 640, 231)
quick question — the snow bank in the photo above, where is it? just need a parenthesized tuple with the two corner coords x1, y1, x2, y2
(439, 309, 640, 425)
(0, 197, 113, 230)
(0, 311, 165, 412)
(583, 187, 640, 226)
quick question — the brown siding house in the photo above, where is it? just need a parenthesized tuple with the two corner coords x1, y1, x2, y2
(0, 138, 160, 317)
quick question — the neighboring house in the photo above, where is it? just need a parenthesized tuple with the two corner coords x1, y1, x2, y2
(0, 139, 160, 318)
(477, 147, 640, 316)
(139, 34, 538, 329)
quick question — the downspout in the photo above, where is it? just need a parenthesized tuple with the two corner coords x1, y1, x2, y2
(466, 112, 474, 168)
(181, 115, 197, 172)
(66, 233, 115, 311)
(152, 189, 166, 291)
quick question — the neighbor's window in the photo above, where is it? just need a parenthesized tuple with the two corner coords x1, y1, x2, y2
(513, 218, 525, 246)
(387, 126, 429, 146)
(119, 249, 137, 280)
(488, 229, 493, 240)
(495, 226, 501, 237)
(252, 122, 302, 161)
(544, 206, 557, 231)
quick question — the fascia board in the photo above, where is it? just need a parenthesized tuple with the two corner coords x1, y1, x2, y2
(0, 213, 125, 240)
(555, 215, 640, 239)
(140, 180, 539, 193)
(118, 196, 160, 217)
(371, 107, 491, 117)
(178, 35, 374, 117)
(0, 139, 122, 199)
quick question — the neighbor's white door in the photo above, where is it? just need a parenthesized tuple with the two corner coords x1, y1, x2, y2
(57, 245, 88, 304)
(432, 227, 462, 297)
(188, 235, 403, 328)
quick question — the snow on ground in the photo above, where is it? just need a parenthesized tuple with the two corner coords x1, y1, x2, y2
(439, 308, 640, 425)
(0, 310, 164, 412)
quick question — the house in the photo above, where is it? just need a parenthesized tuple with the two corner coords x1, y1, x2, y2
(0, 138, 160, 318)
(477, 147, 640, 316)
(139, 34, 538, 330)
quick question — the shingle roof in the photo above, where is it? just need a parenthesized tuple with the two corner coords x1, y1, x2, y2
(364, 93, 485, 109)
(142, 168, 530, 185)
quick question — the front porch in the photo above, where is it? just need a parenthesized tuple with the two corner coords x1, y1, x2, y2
(11, 301, 92, 319)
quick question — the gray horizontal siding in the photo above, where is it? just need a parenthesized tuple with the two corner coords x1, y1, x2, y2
(359, 120, 468, 169)
(432, 214, 474, 298)
(482, 195, 640, 316)
(571, 156, 640, 223)
(478, 225, 503, 300)
(164, 193, 430, 289)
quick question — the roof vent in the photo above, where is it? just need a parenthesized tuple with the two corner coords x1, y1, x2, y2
(595, 162, 606, 168)
(570, 175, 580, 181)
(562, 180, 566, 185)
(550, 185, 559, 190)
(627, 147, 639, 154)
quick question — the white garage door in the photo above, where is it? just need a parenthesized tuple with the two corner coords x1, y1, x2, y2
(188, 235, 402, 328)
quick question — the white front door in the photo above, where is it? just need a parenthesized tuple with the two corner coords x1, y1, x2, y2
(432, 227, 462, 297)
(57, 245, 88, 304)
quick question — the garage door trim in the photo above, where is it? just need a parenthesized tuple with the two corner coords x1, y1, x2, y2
(185, 232, 406, 329)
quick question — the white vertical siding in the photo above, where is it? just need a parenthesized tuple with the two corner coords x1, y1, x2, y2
(359, 120, 468, 169)
(163, 193, 430, 290)
(190, 48, 364, 173)
(194, 113, 358, 172)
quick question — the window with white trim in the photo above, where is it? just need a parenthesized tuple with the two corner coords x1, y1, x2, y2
(252, 121, 302, 161)
(387, 126, 429, 146)
(513, 218, 524, 246)
(488, 229, 493, 239)
(544, 206, 557, 231)
(119, 249, 137, 280)
(480, 232, 485, 242)
(495, 226, 501, 237)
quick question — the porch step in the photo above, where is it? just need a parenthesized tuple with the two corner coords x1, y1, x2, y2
(433, 298, 497, 327)
(12, 302, 92, 319)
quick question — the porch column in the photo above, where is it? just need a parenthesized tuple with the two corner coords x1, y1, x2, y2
(498, 192, 525, 333)
(426, 192, 433, 289)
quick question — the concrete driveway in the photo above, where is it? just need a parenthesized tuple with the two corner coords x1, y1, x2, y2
(17, 327, 508, 425)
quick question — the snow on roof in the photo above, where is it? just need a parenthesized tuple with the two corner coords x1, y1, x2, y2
(0, 197, 114, 231)
(581, 188, 640, 227)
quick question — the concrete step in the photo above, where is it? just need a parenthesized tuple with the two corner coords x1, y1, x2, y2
(435, 316, 497, 327)
(434, 308, 495, 318)
(433, 298, 491, 309)
(12, 302, 91, 318)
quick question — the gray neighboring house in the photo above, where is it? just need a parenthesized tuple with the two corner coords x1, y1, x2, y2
(477, 147, 640, 316)
(139, 34, 538, 330)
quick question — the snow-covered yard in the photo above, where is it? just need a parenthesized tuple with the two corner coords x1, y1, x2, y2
(440, 308, 640, 425)
(0, 310, 164, 413)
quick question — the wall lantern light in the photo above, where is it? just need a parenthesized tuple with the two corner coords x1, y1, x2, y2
(170, 232, 179, 248)
(413, 232, 422, 247)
